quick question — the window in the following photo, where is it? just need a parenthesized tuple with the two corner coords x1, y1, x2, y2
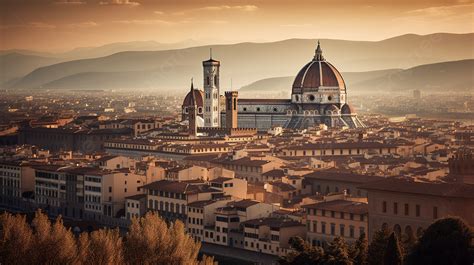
(340, 225, 345, 237)
(330, 223, 335, 235)
(108, 186, 112, 192)
(382, 201, 387, 213)
(321, 222, 326, 234)
(394, 202, 398, 215)
(416, 205, 420, 217)
(349, 226, 355, 238)
(404, 204, 409, 216)
(433, 207, 438, 219)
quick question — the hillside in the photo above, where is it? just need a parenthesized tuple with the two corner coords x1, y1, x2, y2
(7, 33, 474, 91)
(239, 69, 402, 94)
(239, 60, 474, 95)
(0, 53, 62, 86)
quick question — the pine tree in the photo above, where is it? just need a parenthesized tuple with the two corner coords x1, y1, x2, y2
(367, 226, 390, 265)
(323, 236, 353, 265)
(279, 236, 325, 265)
(350, 233, 368, 265)
(384, 232, 403, 265)
(406, 217, 473, 265)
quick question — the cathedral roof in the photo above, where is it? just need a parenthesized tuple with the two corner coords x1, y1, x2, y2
(183, 88, 204, 107)
(292, 42, 346, 94)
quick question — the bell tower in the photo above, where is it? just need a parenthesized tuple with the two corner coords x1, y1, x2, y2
(187, 79, 198, 137)
(225, 91, 238, 129)
(203, 49, 221, 127)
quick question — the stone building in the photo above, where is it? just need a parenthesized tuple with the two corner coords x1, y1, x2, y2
(182, 41, 364, 130)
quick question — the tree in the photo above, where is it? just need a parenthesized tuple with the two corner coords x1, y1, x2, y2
(279, 237, 325, 265)
(86, 228, 124, 265)
(367, 226, 390, 265)
(30, 210, 77, 264)
(384, 232, 403, 265)
(124, 212, 201, 265)
(0, 212, 33, 265)
(323, 236, 353, 265)
(406, 217, 474, 265)
(350, 233, 368, 265)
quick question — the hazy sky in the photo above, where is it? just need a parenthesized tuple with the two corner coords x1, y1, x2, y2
(1, 0, 473, 52)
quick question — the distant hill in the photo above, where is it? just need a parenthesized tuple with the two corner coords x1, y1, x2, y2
(240, 69, 402, 94)
(6, 33, 474, 91)
(0, 53, 61, 86)
(352, 59, 474, 92)
(239, 60, 473, 95)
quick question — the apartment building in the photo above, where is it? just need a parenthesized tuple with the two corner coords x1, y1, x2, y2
(187, 198, 232, 242)
(141, 180, 220, 222)
(280, 142, 403, 157)
(213, 199, 280, 248)
(211, 156, 283, 183)
(125, 194, 147, 219)
(303, 169, 384, 197)
(303, 199, 368, 247)
(360, 178, 474, 241)
(83, 168, 146, 219)
(242, 217, 306, 256)
(0, 160, 35, 206)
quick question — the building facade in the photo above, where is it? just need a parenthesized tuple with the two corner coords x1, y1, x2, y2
(182, 42, 364, 130)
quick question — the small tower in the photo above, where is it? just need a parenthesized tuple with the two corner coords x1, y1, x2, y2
(203, 49, 221, 127)
(314, 40, 325, 61)
(188, 79, 198, 137)
(225, 91, 238, 129)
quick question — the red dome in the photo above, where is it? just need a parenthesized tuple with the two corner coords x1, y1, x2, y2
(182, 89, 204, 107)
(292, 42, 346, 95)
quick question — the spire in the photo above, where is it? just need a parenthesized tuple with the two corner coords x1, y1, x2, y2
(314, 40, 325, 61)
(189, 78, 196, 106)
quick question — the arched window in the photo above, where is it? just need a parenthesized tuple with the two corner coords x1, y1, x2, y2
(154, 200, 158, 210)
(170, 203, 175, 213)
(394, 224, 402, 237)
(405, 225, 414, 242)
(207, 76, 210, 85)
(148, 199, 153, 208)
(416, 227, 424, 238)
(214, 76, 218, 86)
(233, 98, 237, 110)
(181, 204, 186, 214)
(160, 201, 163, 210)
(176, 203, 180, 213)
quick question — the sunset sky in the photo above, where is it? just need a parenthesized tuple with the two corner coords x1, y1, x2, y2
(1, 0, 473, 52)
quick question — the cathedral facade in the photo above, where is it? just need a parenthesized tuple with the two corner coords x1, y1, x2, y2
(182, 42, 364, 131)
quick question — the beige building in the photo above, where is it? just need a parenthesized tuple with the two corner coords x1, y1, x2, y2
(125, 194, 147, 220)
(141, 180, 219, 222)
(303, 199, 368, 247)
(303, 169, 384, 197)
(360, 178, 474, 241)
(187, 198, 232, 242)
(213, 199, 280, 248)
(211, 156, 283, 183)
(280, 142, 401, 157)
(242, 217, 306, 256)
(0, 160, 35, 206)
(83, 168, 146, 219)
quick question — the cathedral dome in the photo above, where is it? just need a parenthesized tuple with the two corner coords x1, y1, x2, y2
(183, 89, 204, 107)
(292, 41, 346, 95)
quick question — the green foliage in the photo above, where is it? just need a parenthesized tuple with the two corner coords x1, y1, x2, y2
(367, 226, 390, 265)
(279, 236, 325, 265)
(384, 232, 403, 265)
(406, 217, 474, 265)
(324, 237, 353, 265)
(350, 233, 368, 265)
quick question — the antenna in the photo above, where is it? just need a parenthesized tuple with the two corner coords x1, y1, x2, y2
(230, 78, 233, 91)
